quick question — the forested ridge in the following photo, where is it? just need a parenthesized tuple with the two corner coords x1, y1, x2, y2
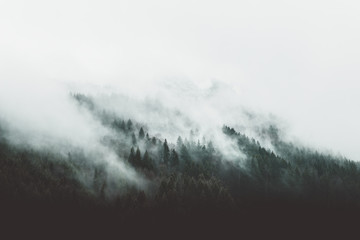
(1, 94, 359, 236)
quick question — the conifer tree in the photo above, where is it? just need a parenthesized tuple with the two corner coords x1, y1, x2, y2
(128, 147, 135, 166)
(176, 136, 183, 150)
(170, 149, 179, 169)
(120, 120, 126, 131)
(163, 139, 170, 165)
(131, 133, 137, 146)
(135, 147, 142, 167)
(139, 127, 145, 140)
(143, 150, 153, 170)
(127, 119, 133, 131)
(180, 144, 191, 163)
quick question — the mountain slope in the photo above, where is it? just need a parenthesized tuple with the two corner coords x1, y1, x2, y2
(1, 94, 359, 236)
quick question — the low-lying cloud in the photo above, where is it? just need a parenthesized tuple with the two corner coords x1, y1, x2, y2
(1, 0, 360, 161)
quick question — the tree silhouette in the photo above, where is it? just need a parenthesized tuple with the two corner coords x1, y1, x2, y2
(128, 147, 135, 166)
(170, 149, 179, 169)
(135, 147, 141, 167)
(163, 139, 170, 166)
(139, 127, 145, 140)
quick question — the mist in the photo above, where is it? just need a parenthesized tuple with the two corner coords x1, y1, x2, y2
(1, 0, 360, 162)
(4, 2, 360, 235)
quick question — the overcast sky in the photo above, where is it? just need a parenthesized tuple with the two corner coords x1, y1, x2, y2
(1, 0, 360, 160)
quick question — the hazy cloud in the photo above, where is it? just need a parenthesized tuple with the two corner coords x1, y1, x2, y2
(1, 0, 360, 160)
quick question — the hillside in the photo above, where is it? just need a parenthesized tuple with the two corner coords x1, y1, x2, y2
(0, 94, 359, 237)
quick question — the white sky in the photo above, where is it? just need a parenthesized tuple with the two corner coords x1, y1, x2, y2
(1, 0, 360, 160)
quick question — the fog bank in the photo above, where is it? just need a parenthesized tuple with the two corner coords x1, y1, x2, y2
(1, 0, 360, 160)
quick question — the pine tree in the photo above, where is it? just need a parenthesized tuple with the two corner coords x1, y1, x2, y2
(111, 120, 118, 130)
(176, 136, 183, 150)
(180, 144, 191, 163)
(170, 149, 179, 169)
(131, 133, 137, 146)
(139, 127, 145, 140)
(135, 147, 142, 167)
(143, 150, 153, 170)
(128, 147, 135, 166)
(120, 120, 126, 131)
(163, 139, 170, 165)
(127, 119, 133, 131)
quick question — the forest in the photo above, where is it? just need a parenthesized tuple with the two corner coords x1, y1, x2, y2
(1, 93, 359, 236)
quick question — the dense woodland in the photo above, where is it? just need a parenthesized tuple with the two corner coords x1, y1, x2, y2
(1, 94, 360, 235)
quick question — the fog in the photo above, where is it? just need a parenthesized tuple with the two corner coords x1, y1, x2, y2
(1, 0, 360, 161)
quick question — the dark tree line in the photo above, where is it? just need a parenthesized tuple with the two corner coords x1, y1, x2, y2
(1, 94, 360, 234)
